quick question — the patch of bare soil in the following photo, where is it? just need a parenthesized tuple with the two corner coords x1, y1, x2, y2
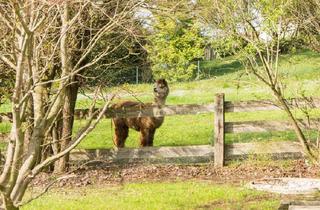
(31, 159, 320, 188)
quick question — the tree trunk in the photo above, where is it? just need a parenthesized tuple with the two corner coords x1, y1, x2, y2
(23, 99, 34, 162)
(272, 88, 314, 158)
(54, 81, 78, 173)
(2, 194, 18, 210)
(53, 1, 73, 174)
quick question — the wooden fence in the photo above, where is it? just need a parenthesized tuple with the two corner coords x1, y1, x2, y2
(213, 94, 320, 166)
(2, 94, 320, 166)
(71, 93, 320, 166)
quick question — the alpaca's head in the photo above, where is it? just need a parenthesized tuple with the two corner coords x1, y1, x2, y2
(153, 79, 169, 102)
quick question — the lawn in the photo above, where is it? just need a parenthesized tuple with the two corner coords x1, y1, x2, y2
(1, 50, 320, 149)
(77, 50, 320, 148)
(76, 111, 320, 149)
(22, 181, 280, 210)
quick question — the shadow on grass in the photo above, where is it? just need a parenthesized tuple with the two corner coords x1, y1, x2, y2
(200, 59, 243, 77)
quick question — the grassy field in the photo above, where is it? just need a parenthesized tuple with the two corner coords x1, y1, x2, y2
(23, 181, 279, 210)
(75, 113, 320, 149)
(76, 50, 320, 149)
(1, 50, 320, 149)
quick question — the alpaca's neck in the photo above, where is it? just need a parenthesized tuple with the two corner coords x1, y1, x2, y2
(154, 96, 167, 106)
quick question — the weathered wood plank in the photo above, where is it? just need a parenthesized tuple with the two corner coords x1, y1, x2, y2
(104, 104, 215, 118)
(225, 98, 320, 113)
(74, 109, 90, 120)
(281, 195, 320, 210)
(1, 104, 215, 121)
(225, 141, 304, 160)
(71, 145, 215, 164)
(1, 97, 319, 120)
(225, 119, 320, 133)
(214, 93, 225, 167)
(289, 206, 320, 210)
(50, 97, 320, 119)
(225, 100, 280, 112)
(70, 141, 303, 164)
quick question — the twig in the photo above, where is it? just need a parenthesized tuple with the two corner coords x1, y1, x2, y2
(17, 174, 77, 207)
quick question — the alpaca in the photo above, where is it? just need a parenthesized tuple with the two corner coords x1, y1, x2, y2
(112, 79, 169, 148)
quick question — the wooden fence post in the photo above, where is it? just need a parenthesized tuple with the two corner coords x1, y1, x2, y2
(214, 93, 225, 167)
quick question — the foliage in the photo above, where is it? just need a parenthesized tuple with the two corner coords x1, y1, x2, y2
(199, 0, 310, 58)
(209, 36, 245, 58)
(147, 3, 205, 82)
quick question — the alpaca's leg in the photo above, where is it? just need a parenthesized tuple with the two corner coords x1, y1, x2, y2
(139, 128, 149, 147)
(114, 126, 128, 148)
(140, 128, 155, 147)
(113, 120, 129, 148)
(147, 128, 156, 146)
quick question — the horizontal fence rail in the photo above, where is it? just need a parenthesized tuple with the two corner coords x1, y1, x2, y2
(104, 103, 215, 118)
(224, 98, 320, 112)
(70, 141, 304, 164)
(225, 119, 320, 133)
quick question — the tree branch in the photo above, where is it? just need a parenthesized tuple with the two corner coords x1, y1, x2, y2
(17, 174, 77, 207)
(0, 55, 17, 71)
(31, 101, 110, 176)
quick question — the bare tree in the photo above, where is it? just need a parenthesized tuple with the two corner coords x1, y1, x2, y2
(290, 0, 320, 52)
(0, 0, 142, 209)
(198, 0, 316, 159)
(54, 0, 144, 172)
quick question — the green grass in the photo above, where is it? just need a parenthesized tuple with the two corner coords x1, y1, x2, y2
(76, 50, 320, 148)
(0, 121, 11, 134)
(23, 181, 280, 210)
(76, 105, 320, 149)
(0, 100, 11, 113)
(76, 114, 214, 149)
(1, 50, 320, 149)
(109, 50, 320, 104)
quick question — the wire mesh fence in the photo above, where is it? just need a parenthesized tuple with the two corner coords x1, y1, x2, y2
(94, 59, 243, 87)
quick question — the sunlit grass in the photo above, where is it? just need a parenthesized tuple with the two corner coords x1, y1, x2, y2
(76, 107, 320, 149)
(0, 121, 11, 134)
(23, 181, 280, 210)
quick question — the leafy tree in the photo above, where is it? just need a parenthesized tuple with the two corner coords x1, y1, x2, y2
(147, 2, 205, 82)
